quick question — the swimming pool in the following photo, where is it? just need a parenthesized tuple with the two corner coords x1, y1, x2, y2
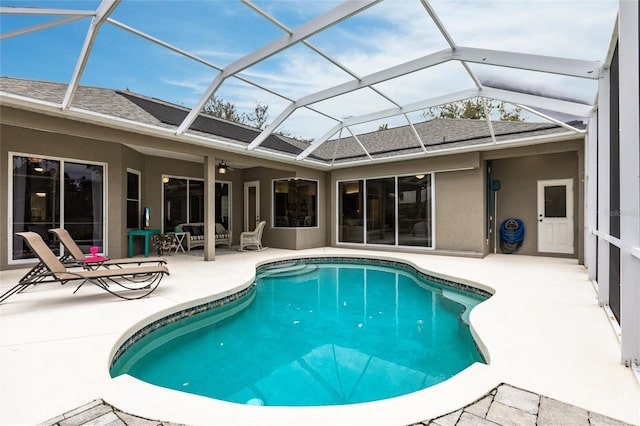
(110, 258, 489, 407)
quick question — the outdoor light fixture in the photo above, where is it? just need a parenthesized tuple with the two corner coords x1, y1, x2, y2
(218, 161, 228, 174)
(162, 176, 169, 183)
(416, 174, 425, 180)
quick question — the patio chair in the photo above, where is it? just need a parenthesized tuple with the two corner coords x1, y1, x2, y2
(0, 232, 169, 304)
(49, 228, 166, 268)
(239, 220, 266, 251)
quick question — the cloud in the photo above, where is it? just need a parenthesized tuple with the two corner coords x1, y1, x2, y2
(100, 0, 618, 138)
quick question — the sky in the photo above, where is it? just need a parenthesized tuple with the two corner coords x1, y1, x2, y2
(0, 0, 619, 140)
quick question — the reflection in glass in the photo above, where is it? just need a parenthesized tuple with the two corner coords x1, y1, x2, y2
(126, 171, 140, 229)
(398, 175, 432, 247)
(12, 156, 61, 259)
(544, 186, 567, 218)
(338, 175, 433, 249)
(11, 155, 105, 260)
(189, 180, 204, 223)
(164, 178, 188, 230)
(273, 179, 317, 227)
(338, 180, 364, 243)
(64, 162, 104, 253)
(215, 182, 230, 230)
(366, 177, 395, 245)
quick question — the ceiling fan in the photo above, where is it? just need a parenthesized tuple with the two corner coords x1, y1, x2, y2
(217, 160, 236, 174)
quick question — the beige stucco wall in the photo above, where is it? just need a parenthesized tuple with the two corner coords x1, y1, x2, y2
(0, 106, 328, 269)
(1, 123, 126, 268)
(488, 146, 582, 260)
(242, 166, 327, 250)
(329, 152, 486, 255)
(0, 104, 584, 270)
(434, 168, 486, 254)
(484, 139, 584, 263)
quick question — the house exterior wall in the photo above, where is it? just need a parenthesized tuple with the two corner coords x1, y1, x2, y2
(329, 152, 486, 256)
(241, 166, 328, 250)
(1, 123, 126, 268)
(0, 104, 585, 270)
(0, 107, 328, 270)
(487, 141, 584, 261)
(434, 168, 486, 254)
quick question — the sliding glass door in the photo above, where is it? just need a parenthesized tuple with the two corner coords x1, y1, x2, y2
(338, 173, 433, 248)
(11, 154, 105, 262)
(163, 176, 230, 232)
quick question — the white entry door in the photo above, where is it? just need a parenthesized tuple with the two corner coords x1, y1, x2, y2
(537, 179, 574, 254)
(244, 181, 260, 232)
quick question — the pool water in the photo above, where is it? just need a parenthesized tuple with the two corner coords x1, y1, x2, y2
(110, 259, 486, 406)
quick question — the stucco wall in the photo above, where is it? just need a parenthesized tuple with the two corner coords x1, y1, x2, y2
(242, 166, 327, 250)
(329, 152, 486, 255)
(434, 168, 486, 254)
(1, 124, 126, 268)
(491, 151, 580, 257)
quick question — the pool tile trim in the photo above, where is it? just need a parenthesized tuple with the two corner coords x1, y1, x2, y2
(111, 256, 490, 369)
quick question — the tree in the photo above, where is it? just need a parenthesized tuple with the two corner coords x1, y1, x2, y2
(422, 98, 524, 121)
(203, 96, 270, 129)
(203, 96, 242, 122)
(202, 96, 314, 142)
(243, 101, 269, 130)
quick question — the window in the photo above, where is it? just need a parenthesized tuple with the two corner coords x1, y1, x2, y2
(366, 177, 396, 245)
(216, 182, 231, 230)
(126, 170, 140, 229)
(11, 154, 105, 262)
(273, 179, 318, 228)
(338, 180, 364, 243)
(163, 176, 230, 231)
(337, 174, 433, 248)
(397, 174, 432, 247)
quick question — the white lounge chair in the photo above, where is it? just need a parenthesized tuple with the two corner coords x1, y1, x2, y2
(239, 221, 266, 251)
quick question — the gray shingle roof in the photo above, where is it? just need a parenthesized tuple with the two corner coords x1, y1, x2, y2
(1, 76, 580, 165)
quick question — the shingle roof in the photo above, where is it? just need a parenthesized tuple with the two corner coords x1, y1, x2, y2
(1, 76, 581, 165)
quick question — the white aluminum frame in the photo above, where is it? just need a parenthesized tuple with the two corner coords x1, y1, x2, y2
(335, 172, 435, 250)
(271, 177, 320, 230)
(0, 0, 606, 169)
(8, 151, 108, 265)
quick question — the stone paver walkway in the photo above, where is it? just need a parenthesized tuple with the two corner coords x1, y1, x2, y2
(41, 384, 631, 426)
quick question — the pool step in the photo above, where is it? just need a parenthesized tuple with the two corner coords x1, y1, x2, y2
(257, 263, 318, 279)
(442, 289, 479, 325)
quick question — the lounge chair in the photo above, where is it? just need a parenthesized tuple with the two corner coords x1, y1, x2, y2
(0, 232, 169, 304)
(49, 228, 166, 268)
(239, 220, 266, 251)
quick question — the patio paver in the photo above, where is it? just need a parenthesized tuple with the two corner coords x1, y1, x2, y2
(44, 385, 632, 426)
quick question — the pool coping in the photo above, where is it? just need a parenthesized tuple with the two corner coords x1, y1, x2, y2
(102, 253, 500, 426)
(1, 248, 638, 425)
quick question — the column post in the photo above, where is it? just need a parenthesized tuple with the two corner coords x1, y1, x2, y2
(204, 155, 216, 261)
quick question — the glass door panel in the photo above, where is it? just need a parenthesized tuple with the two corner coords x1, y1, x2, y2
(64, 162, 104, 252)
(12, 156, 61, 259)
(398, 174, 431, 247)
(338, 180, 364, 243)
(366, 177, 396, 245)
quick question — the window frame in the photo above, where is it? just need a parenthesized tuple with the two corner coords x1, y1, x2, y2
(335, 172, 435, 249)
(8, 151, 108, 265)
(271, 177, 319, 229)
(161, 175, 232, 233)
(126, 168, 141, 230)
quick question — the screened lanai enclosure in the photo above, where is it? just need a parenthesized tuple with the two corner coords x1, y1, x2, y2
(1, 1, 639, 370)
(0, 0, 610, 161)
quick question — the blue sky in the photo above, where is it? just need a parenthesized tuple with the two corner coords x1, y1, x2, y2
(0, 0, 619, 139)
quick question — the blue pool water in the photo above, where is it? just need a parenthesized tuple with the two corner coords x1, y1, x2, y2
(110, 259, 487, 406)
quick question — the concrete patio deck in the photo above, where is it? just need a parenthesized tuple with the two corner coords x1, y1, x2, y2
(1, 248, 638, 425)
